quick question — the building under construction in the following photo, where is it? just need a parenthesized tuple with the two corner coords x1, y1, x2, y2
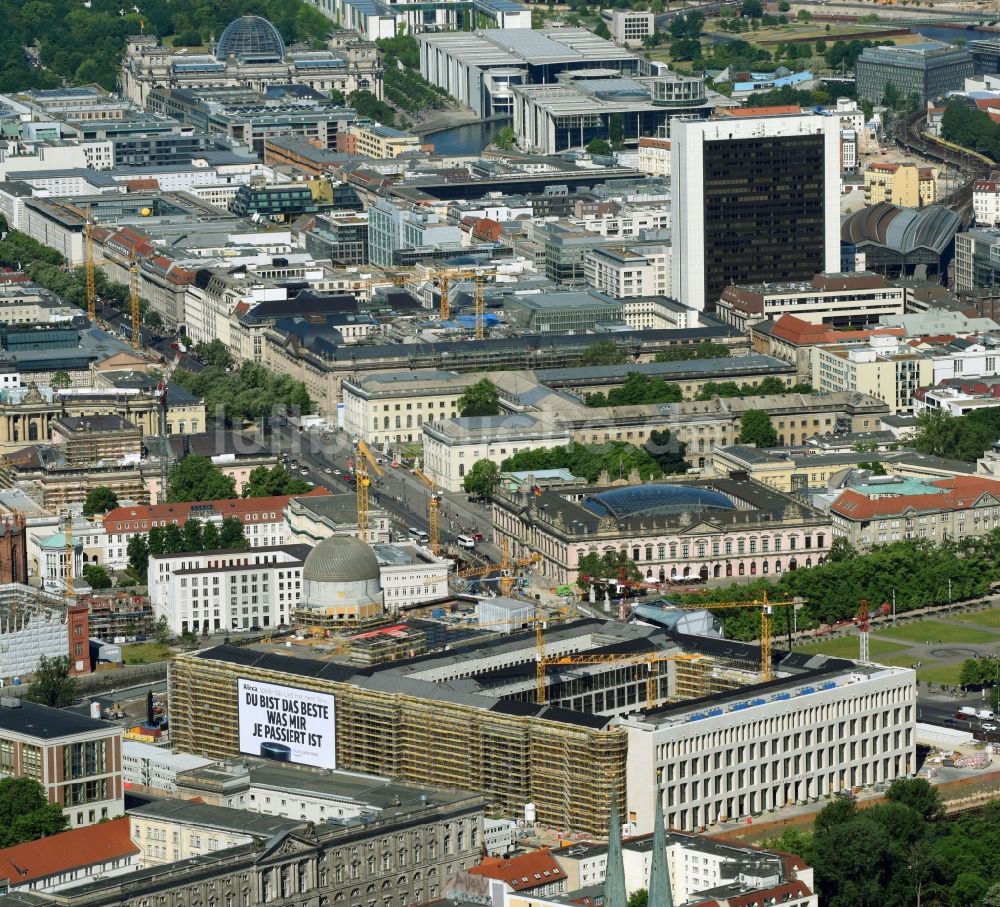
(169, 618, 916, 836)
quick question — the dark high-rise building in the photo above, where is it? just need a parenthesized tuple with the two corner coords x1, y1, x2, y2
(672, 114, 840, 311)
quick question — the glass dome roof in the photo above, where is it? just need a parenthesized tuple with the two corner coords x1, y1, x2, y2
(216, 16, 286, 63)
(584, 484, 736, 520)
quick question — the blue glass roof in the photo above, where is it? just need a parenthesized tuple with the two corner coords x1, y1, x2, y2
(584, 484, 736, 520)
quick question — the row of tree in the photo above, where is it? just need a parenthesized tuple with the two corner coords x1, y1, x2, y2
(940, 101, 1000, 163)
(913, 400, 1000, 461)
(127, 515, 249, 580)
(583, 375, 811, 408)
(680, 535, 997, 638)
(766, 780, 1000, 907)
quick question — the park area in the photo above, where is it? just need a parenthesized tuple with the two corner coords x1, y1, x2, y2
(794, 603, 1000, 686)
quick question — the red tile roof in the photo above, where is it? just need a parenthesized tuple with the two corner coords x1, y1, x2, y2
(831, 475, 1000, 521)
(720, 105, 801, 117)
(0, 818, 138, 887)
(103, 488, 328, 534)
(469, 849, 567, 892)
(767, 314, 904, 346)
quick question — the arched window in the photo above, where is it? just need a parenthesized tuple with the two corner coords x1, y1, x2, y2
(738, 562, 745, 575)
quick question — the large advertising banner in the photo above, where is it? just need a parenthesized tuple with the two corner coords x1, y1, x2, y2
(237, 678, 336, 769)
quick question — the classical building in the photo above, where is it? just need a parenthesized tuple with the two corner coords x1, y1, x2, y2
(423, 415, 571, 493)
(120, 17, 382, 107)
(492, 477, 832, 586)
(11, 783, 485, 907)
(372, 542, 451, 609)
(0, 698, 123, 829)
(829, 474, 1000, 551)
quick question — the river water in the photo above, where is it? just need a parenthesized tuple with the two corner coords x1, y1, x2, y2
(421, 119, 509, 156)
(902, 24, 998, 44)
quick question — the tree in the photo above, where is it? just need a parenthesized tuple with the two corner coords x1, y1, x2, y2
(26, 654, 76, 707)
(738, 410, 778, 447)
(579, 340, 628, 367)
(608, 114, 624, 150)
(646, 429, 688, 474)
(201, 521, 221, 551)
(50, 370, 71, 390)
(741, 0, 762, 16)
(494, 126, 516, 150)
(154, 614, 171, 645)
(82, 486, 118, 516)
(828, 536, 857, 563)
(167, 455, 237, 503)
(457, 379, 500, 417)
(127, 534, 149, 580)
(182, 518, 204, 553)
(219, 516, 249, 550)
(144, 308, 163, 329)
(243, 465, 311, 498)
(885, 778, 943, 821)
(586, 137, 613, 156)
(194, 339, 234, 370)
(180, 628, 199, 649)
(464, 459, 501, 498)
(0, 778, 68, 848)
(670, 37, 701, 60)
(594, 19, 612, 38)
(577, 549, 642, 587)
(627, 890, 647, 907)
(82, 563, 111, 589)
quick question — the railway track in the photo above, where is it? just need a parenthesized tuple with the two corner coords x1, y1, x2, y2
(892, 108, 994, 224)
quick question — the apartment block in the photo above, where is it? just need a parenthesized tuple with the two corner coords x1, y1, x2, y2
(584, 244, 670, 299)
(864, 161, 937, 207)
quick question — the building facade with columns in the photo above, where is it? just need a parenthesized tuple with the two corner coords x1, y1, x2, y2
(491, 476, 831, 586)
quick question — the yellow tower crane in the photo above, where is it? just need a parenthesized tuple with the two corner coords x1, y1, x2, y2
(129, 255, 141, 350)
(355, 439, 385, 542)
(434, 266, 496, 324)
(411, 467, 442, 555)
(678, 591, 803, 682)
(84, 216, 96, 323)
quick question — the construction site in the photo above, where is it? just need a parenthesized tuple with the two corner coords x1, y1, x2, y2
(168, 600, 917, 836)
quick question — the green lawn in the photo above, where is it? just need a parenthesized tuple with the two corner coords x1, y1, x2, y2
(874, 620, 1000, 645)
(883, 657, 965, 686)
(794, 635, 909, 659)
(121, 642, 174, 665)
(950, 606, 1000, 629)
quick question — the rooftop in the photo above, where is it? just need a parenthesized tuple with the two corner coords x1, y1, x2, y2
(127, 799, 304, 837)
(0, 698, 118, 740)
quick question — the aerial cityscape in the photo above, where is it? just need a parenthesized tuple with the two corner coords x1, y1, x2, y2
(0, 0, 998, 903)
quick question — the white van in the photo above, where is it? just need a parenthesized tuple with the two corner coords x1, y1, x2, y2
(978, 709, 995, 720)
(408, 527, 430, 544)
(457, 535, 476, 550)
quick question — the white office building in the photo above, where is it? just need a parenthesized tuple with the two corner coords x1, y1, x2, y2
(122, 742, 215, 794)
(148, 544, 309, 634)
(372, 542, 451, 609)
(622, 663, 916, 833)
(584, 244, 670, 299)
(672, 114, 841, 312)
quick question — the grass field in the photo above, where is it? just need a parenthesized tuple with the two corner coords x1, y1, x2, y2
(794, 635, 909, 659)
(121, 642, 174, 665)
(874, 620, 1000, 645)
(950, 606, 1000, 629)
(882, 657, 965, 686)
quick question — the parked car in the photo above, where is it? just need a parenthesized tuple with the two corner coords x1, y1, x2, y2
(472, 532, 484, 542)
(955, 712, 972, 720)
(983, 723, 998, 732)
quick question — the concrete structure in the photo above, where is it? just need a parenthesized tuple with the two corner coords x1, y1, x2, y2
(372, 542, 450, 610)
(609, 10, 654, 47)
(829, 474, 1000, 550)
(864, 161, 938, 208)
(169, 620, 916, 836)
(717, 272, 906, 332)
(423, 414, 571, 492)
(120, 18, 382, 107)
(512, 73, 715, 155)
(584, 245, 670, 300)
(0, 698, 123, 829)
(672, 114, 841, 312)
(148, 544, 309, 635)
(332, 0, 530, 40)
(418, 29, 647, 119)
(121, 742, 214, 794)
(493, 477, 832, 586)
(855, 40, 973, 104)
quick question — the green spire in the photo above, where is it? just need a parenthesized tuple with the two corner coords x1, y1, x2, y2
(648, 792, 673, 907)
(603, 795, 627, 907)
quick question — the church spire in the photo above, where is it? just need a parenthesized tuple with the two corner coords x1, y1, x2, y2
(648, 792, 673, 907)
(603, 795, 627, 907)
